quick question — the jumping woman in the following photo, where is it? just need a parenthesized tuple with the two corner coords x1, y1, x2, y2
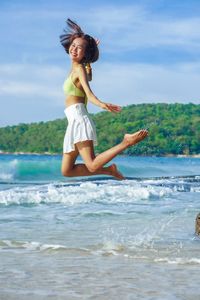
(60, 19, 148, 180)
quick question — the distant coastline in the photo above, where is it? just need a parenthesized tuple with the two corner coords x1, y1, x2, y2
(0, 150, 200, 158)
(0, 150, 59, 156)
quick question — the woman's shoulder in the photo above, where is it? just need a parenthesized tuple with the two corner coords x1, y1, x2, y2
(74, 64, 87, 80)
(76, 63, 85, 72)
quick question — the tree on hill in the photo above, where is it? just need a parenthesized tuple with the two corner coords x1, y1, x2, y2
(0, 103, 199, 156)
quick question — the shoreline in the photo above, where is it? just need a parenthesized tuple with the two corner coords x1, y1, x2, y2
(0, 151, 59, 156)
(0, 151, 200, 158)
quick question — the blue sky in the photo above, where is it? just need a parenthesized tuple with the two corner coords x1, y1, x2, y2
(0, 0, 200, 126)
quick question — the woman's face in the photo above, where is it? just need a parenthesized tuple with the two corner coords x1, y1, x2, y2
(69, 37, 87, 63)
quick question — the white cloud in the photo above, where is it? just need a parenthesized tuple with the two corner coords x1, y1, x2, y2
(91, 62, 200, 105)
(85, 5, 200, 53)
(0, 63, 67, 126)
(0, 63, 65, 99)
(1, 2, 200, 55)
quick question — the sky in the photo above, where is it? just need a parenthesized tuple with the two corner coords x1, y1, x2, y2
(0, 0, 200, 127)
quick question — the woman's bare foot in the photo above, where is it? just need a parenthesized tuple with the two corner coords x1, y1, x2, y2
(123, 130, 148, 147)
(109, 164, 125, 180)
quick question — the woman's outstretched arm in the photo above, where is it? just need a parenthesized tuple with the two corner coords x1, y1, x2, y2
(77, 64, 121, 113)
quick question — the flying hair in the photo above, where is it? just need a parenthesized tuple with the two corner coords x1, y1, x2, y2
(60, 18, 99, 63)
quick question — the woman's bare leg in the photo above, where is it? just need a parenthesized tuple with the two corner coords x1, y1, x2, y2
(61, 145, 124, 179)
(76, 130, 148, 173)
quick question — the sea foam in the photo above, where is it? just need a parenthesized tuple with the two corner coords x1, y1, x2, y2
(0, 180, 173, 206)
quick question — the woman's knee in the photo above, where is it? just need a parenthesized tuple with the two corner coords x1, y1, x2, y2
(86, 162, 98, 173)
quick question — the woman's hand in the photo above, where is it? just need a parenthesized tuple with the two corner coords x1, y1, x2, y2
(100, 102, 121, 113)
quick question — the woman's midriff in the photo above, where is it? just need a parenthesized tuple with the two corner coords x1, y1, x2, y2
(65, 95, 86, 108)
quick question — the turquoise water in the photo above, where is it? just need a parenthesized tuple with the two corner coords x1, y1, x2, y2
(0, 154, 200, 299)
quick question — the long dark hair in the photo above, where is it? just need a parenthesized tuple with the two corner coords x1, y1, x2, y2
(60, 19, 99, 63)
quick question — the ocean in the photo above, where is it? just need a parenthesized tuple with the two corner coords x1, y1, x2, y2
(0, 154, 200, 300)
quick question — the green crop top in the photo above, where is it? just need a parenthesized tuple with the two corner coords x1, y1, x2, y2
(63, 74, 88, 105)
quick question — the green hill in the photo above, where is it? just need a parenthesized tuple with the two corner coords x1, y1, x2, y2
(0, 103, 199, 156)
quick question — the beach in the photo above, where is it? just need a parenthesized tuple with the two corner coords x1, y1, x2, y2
(0, 154, 200, 299)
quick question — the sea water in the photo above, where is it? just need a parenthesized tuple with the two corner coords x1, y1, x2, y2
(0, 154, 200, 300)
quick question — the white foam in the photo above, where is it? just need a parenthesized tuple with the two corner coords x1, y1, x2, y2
(154, 257, 200, 265)
(91, 241, 125, 256)
(0, 159, 18, 181)
(1, 239, 67, 251)
(0, 240, 91, 255)
(0, 173, 13, 180)
(0, 180, 174, 206)
(191, 186, 200, 193)
(2, 239, 199, 265)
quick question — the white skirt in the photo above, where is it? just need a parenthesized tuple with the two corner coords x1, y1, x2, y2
(63, 103, 97, 153)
